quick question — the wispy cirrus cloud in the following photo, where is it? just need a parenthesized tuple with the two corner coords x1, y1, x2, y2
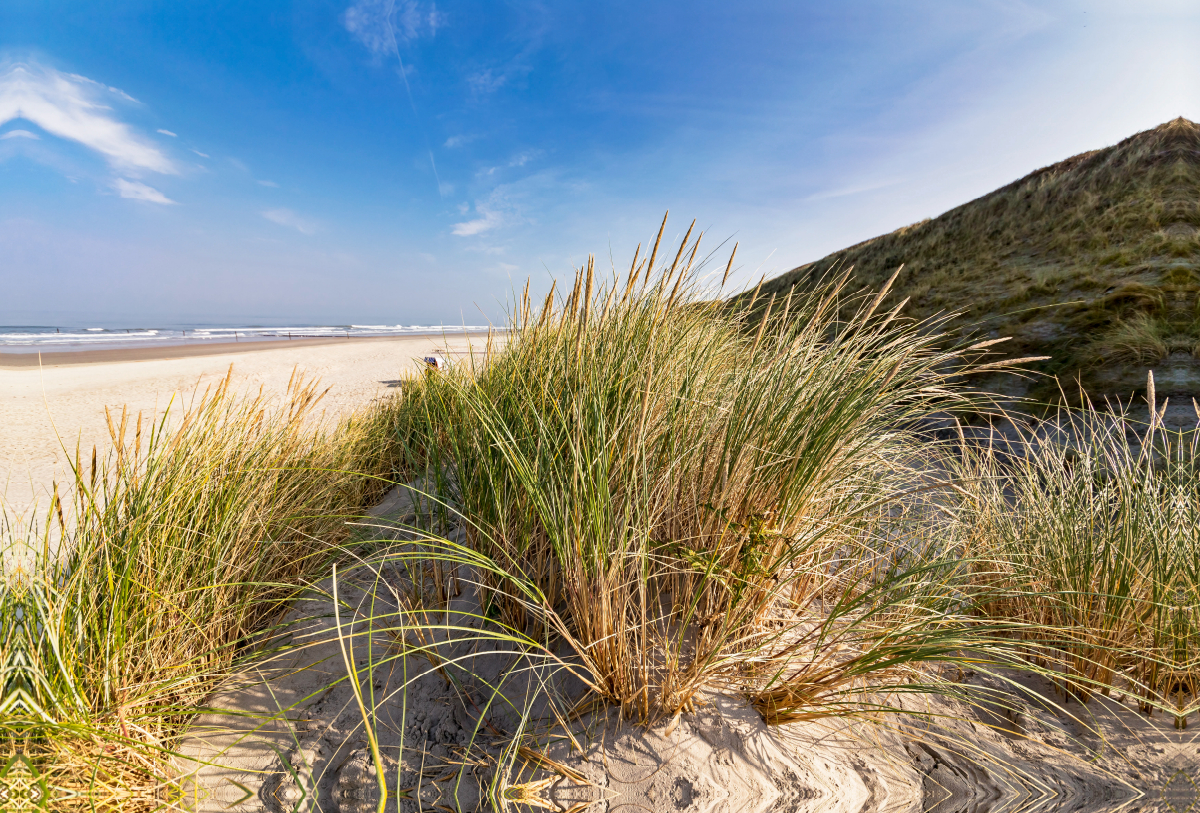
(344, 0, 448, 198)
(467, 68, 506, 95)
(0, 61, 176, 173)
(112, 178, 176, 204)
(263, 208, 318, 234)
(452, 187, 511, 236)
(452, 171, 565, 238)
(508, 150, 538, 168)
(156, 128, 177, 137)
(478, 149, 542, 179)
(452, 202, 503, 236)
(1, 128, 39, 140)
(343, 0, 445, 55)
(804, 177, 906, 202)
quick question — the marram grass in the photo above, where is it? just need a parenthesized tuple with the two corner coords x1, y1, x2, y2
(950, 391, 1200, 726)
(390, 223, 1041, 723)
(1, 371, 401, 809)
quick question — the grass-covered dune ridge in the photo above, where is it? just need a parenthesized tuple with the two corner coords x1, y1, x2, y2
(754, 117, 1200, 401)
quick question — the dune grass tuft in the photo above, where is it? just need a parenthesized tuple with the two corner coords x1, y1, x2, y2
(951, 394, 1200, 726)
(390, 224, 1036, 724)
(2, 372, 399, 808)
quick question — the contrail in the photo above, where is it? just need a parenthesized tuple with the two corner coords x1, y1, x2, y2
(383, 0, 444, 197)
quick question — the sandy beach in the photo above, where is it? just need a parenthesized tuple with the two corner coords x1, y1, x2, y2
(0, 334, 491, 520)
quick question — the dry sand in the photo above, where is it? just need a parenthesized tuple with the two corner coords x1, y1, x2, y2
(0, 334, 490, 520)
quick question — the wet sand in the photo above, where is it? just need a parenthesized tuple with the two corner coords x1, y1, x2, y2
(0, 335, 441, 368)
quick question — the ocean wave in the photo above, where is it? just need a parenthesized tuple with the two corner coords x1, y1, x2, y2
(0, 324, 491, 349)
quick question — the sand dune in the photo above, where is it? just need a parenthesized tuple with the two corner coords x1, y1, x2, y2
(0, 334, 490, 520)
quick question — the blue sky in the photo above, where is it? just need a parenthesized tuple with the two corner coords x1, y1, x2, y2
(1, 1, 1198, 327)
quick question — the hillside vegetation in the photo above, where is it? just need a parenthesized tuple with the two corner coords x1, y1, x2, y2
(755, 117, 1200, 401)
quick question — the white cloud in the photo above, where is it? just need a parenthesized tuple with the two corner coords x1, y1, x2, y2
(343, 0, 445, 55)
(477, 150, 541, 179)
(0, 61, 175, 173)
(257, 179, 279, 187)
(428, 4, 446, 34)
(450, 172, 554, 237)
(804, 177, 906, 202)
(0, 129, 39, 140)
(157, 128, 177, 137)
(263, 208, 318, 234)
(191, 149, 210, 158)
(443, 134, 477, 148)
(467, 69, 506, 95)
(452, 194, 506, 236)
(452, 207, 502, 236)
(508, 150, 539, 168)
(82, 78, 138, 104)
(112, 178, 176, 204)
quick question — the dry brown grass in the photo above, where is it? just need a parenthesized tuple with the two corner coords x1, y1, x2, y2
(1089, 313, 1170, 364)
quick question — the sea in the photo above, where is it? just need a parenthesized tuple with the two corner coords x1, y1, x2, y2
(0, 324, 491, 353)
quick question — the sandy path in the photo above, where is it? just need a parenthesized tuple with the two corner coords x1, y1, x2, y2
(0, 334, 490, 520)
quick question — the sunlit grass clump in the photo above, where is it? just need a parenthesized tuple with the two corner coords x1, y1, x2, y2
(391, 219, 1034, 723)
